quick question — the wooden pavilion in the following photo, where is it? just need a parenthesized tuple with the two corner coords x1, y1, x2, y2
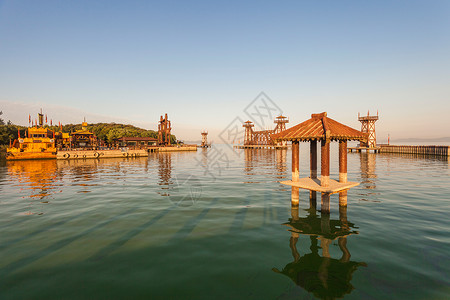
(272, 112, 367, 213)
(70, 120, 97, 149)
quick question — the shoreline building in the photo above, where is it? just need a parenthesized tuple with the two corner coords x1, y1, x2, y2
(70, 120, 98, 149)
(114, 137, 158, 148)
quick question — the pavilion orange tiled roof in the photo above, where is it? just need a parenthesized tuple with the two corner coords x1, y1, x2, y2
(271, 112, 367, 142)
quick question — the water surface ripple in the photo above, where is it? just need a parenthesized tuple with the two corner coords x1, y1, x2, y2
(0, 145, 449, 299)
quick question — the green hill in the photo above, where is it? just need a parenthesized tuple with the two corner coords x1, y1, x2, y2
(60, 123, 176, 144)
(0, 122, 177, 145)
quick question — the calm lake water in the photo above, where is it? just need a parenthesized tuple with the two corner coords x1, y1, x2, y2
(1, 144, 449, 299)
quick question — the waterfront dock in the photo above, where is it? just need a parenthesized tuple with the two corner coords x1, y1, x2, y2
(234, 145, 289, 149)
(348, 147, 381, 153)
(156, 145, 198, 152)
(57, 145, 197, 159)
(349, 145, 449, 156)
(57, 149, 148, 159)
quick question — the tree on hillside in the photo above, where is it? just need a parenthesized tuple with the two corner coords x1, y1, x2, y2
(59, 122, 163, 144)
(0, 111, 27, 145)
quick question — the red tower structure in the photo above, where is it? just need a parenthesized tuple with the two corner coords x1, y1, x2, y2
(358, 111, 379, 148)
(201, 130, 210, 148)
(158, 113, 172, 146)
(243, 121, 254, 145)
(273, 115, 289, 133)
(274, 115, 289, 146)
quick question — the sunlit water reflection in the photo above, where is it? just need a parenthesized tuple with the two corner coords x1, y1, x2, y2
(0, 144, 449, 299)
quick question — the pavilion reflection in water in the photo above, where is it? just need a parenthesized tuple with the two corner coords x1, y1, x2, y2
(273, 187, 367, 299)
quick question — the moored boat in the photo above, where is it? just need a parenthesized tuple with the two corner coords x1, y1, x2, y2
(6, 112, 57, 160)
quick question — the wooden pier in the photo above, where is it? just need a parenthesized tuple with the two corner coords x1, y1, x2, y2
(156, 145, 198, 152)
(57, 145, 197, 159)
(379, 145, 449, 156)
(234, 145, 289, 149)
(349, 145, 449, 156)
(348, 147, 380, 153)
(57, 149, 148, 160)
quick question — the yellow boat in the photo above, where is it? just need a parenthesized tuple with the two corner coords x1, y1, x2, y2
(6, 112, 57, 160)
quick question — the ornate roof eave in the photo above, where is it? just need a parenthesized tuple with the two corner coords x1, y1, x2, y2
(272, 136, 368, 142)
(72, 130, 95, 135)
(272, 134, 368, 142)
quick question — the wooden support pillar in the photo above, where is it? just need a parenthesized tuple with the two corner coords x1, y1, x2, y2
(321, 211, 331, 234)
(291, 187, 299, 208)
(289, 231, 300, 262)
(339, 204, 348, 229)
(310, 140, 317, 179)
(291, 191, 299, 222)
(321, 140, 330, 186)
(320, 237, 332, 258)
(321, 193, 330, 214)
(309, 191, 317, 209)
(339, 190, 348, 207)
(292, 141, 299, 182)
(338, 237, 351, 262)
(320, 213, 331, 258)
(339, 140, 347, 183)
(291, 206, 299, 222)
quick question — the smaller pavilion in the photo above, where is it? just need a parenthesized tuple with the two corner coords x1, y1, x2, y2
(70, 120, 97, 149)
(272, 112, 367, 213)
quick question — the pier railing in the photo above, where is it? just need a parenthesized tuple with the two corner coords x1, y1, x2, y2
(379, 145, 449, 156)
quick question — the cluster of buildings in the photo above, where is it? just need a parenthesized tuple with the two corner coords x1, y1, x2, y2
(6, 111, 176, 160)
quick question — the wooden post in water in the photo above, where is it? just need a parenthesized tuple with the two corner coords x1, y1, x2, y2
(321, 140, 331, 213)
(310, 140, 317, 179)
(310, 140, 317, 208)
(292, 141, 299, 182)
(291, 186, 299, 208)
(339, 140, 348, 207)
(321, 140, 330, 187)
(321, 193, 330, 214)
(291, 191, 300, 221)
(339, 191, 348, 207)
(339, 140, 347, 183)
(320, 212, 332, 257)
(310, 192, 317, 210)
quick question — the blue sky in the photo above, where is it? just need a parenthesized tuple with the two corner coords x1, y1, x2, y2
(1, 0, 449, 141)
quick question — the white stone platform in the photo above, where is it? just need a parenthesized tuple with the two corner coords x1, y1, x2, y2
(280, 177, 359, 194)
